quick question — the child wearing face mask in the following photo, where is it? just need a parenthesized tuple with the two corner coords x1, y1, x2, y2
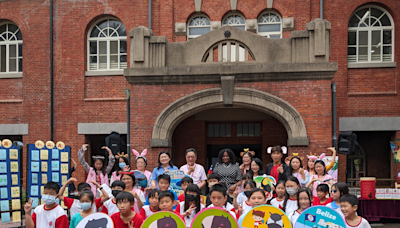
(70, 190, 95, 228)
(282, 176, 300, 216)
(102, 181, 127, 216)
(140, 189, 160, 219)
(110, 154, 130, 185)
(270, 180, 286, 208)
(24, 182, 69, 228)
(289, 187, 313, 225)
(233, 180, 256, 210)
(176, 184, 205, 228)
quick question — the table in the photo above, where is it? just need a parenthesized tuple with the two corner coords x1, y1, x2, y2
(357, 198, 400, 221)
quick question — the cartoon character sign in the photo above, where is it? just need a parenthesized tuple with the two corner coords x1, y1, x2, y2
(294, 206, 345, 228)
(254, 176, 276, 200)
(191, 207, 239, 228)
(239, 205, 291, 228)
(76, 213, 113, 228)
(142, 211, 185, 228)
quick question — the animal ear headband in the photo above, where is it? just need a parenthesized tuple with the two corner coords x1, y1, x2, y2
(115, 152, 128, 159)
(92, 155, 105, 160)
(132, 149, 147, 162)
(307, 153, 326, 161)
(267, 146, 287, 154)
(240, 148, 256, 157)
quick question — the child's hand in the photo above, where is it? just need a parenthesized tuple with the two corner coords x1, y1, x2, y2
(233, 187, 238, 198)
(89, 180, 101, 188)
(185, 204, 196, 216)
(238, 205, 244, 215)
(82, 144, 89, 151)
(277, 164, 284, 174)
(68, 177, 77, 184)
(128, 220, 135, 228)
(101, 146, 113, 156)
(123, 165, 131, 172)
(24, 198, 33, 215)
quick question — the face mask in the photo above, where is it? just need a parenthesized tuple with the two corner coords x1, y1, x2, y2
(42, 194, 56, 205)
(286, 187, 297, 196)
(208, 182, 217, 188)
(81, 202, 92, 211)
(119, 163, 126, 169)
(186, 194, 197, 201)
(244, 190, 252, 198)
(112, 190, 122, 198)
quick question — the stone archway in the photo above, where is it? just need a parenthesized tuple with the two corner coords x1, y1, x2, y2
(150, 87, 309, 147)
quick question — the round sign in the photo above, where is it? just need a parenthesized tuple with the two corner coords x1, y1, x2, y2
(191, 207, 239, 228)
(293, 206, 345, 228)
(134, 170, 148, 188)
(56, 141, 65, 150)
(34, 140, 45, 149)
(254, 175, 276, 200)
(45, 141, 55, 149)
(238, 205, 292, 228)
(142, 211, 185, 228)
(2, 139, 12, 148)
(76, 212, 113, 228)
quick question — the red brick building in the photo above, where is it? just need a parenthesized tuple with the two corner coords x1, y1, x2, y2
(0, 0, 399, 188)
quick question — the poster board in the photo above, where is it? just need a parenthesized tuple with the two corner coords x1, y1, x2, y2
(27, 141, 70, 212)
(0, 139, 22, 224)
(142, 211, 186, 228)
(238, 205, 292, 228)
(191, 207, 239, 228)
(293, 206, 345, 228)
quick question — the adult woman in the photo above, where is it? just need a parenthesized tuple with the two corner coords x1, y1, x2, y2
(213, 148, 242, 191)
(150, 151, 178, 189)
(179, 148, 207, 190)
(265, 146, 290, 182)
(306, 160, 333, 196)
(249, 158, 264, 178)
(121, 172, 145, 213)
(132, 149, 152, 197)
(239, 149, 254, 175)
(289, 156, 309, 187)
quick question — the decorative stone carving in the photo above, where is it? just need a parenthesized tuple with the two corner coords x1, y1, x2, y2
(195, 0, 202, 12)
(175, 22, 186, 35)
(282, 17, 294, 30)
(210, 21, 221, 31)
(230, 0, 238, 11)
(245, 19, 257, 32)
(267, 0, 273, 8)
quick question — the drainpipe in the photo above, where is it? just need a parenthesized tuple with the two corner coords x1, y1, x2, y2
(331, 82, 337, 148)
(50, 0, 54, 141)
(148, 0, 152, 29)
(320, 0, 323, 19)
(127, 89, 131, 164)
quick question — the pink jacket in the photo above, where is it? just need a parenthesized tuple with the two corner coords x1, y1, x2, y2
(86, 167, 109, 197)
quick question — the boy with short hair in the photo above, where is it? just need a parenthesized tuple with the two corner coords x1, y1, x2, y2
(111, 192, 144, 228)
(207, 183, 237, 218)
(102, 180, 126, 216)
(206, 173, 224, 206)
(178, 177, 194, 202)
(24, 182, 69, 228)
(158, 191, 184, 220)
(145, 174, 178, 208)
(58, 178, 109, 216)
(340, 194, 371, 228)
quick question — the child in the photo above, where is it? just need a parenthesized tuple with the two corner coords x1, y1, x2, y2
(208, 183, 237, 218)
(159, 191, 185, 220)
(340, 194, 371, 228)
(306, 160, 333, 196)
(289, 156, 309, 187)
(326, 182, 349, 218)
(270, 180, 285, 208)
(176, 184, 205, 228)
(69, 190, 95, 228)
(145, 174, 178, 209)
(78, 144, 115, 197)
(121, 172, 145, 213)
(140, 189, 160, 219)
(178, 176, 194, 202)
(58, 178, 109, 216)
(111, 192, 144, 228)
(282, 176, 300, 216)
(110, 153, 130, 185)
(205, 173, 221, 206)
(24, 182, 69, 228)
(102, 180, 126, 216)
(237, 173, 252, 193)
(243, 188, 266, 215)
(312, 183, 332, 206)
(289, 187, 313, 225)
(234, 179, 256, 210)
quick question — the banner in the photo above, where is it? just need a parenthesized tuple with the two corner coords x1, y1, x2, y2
(293, 206, 345, 228)
(191, 207, 239, 228)
(167, 170, 188, 196)
(238, 205, 292, 228)
(142, 211, 186, 228)
(323, 156, 339, 183)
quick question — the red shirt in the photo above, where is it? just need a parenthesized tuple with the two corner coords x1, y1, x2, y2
(111, 212, 144, 228)
(271, 165, 280, 181)
(178, 194, 185, 202)
(31, 204, 69, 228)
(63, 197, 103, 210)
(312, 196, 333, 206)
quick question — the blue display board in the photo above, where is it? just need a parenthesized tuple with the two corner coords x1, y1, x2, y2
(294, 206, 346, 228)
(27, 143, 70, 206)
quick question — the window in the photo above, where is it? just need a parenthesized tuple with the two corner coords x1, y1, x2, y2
(223, 14, 246, 30)
(208, 124, 232, 137)
(348, 6, 394, 63)
(257, 12, 282, 38)
(0, 22, 22, 73)
(187, 16, 211, 40)
(237, 123, 260, 137)
(87, 19, 127, 71)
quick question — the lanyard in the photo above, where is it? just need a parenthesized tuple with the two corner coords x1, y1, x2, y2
(187, 164, 196, 176)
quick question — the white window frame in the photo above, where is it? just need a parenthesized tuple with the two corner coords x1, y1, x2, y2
(257, 12, 282, 38)
(348, 5, 394, 64)
(87, 18, 127, 72)
(187, 15, 211, 40)
(0, 22, 23, 75)
(222, 13, 246, 30)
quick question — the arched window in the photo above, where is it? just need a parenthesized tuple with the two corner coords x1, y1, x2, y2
(348, 6, 394, 63)
(0, 22, 22, 73)
(87, 18, 127, 71)
(223, 14, 246, 30)
(187, 16, 211, 40)
(257, 12, 282, 38)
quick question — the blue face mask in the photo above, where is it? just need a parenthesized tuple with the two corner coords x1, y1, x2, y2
(119, 162, 126, 169)
(42, 194, 56, 205)
(81, 202, 92, 211)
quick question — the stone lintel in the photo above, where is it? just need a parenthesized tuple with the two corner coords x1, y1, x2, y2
(150, 139, 173, 147)
(221, 76, 235, 106)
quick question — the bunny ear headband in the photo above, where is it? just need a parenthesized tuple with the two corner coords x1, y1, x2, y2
(240, 148, 256, 157)
(115, 152, 128, 159)
(307, 153, 326, 161)
(132, 149, 147, 161)
(267, 146, 287, 154)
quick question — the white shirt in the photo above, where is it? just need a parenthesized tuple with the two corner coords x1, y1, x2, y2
(208, 202, 236, 218)
(270, 198, 284, 209)
(289, 210, 301, 225)
(179, 163, 207, 186)
(140, 205, 158, 219)
(237, 192, 248, 206)
(345, 217, 371, 228)
(241, 201, 253, 215)
(178, 201, 205, 228)
(326, 202, 345, 218)
(283, 199, 298, 217)
(102, 198, 119, 216)
(66, 198, 98, 217)
(32, 204, 68, 228)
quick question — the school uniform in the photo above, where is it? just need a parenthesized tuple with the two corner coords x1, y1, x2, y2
(289, 210, 301, 225)
(139, 205, 158, 219)
(101, 198, 119, 216)
(345, 217, 371, 228)
(31, 204, 68, 228)
(110, 212, 143, 228)
(270, 198, 284, 208)
(240, 201, 253, 215)
(176, 201, 205, 228)
(208, 202, 237, 219)
(326, 201, 345, 218)
(236, 192, 248, 206)
(63, 197, 102, 217)
(282, 199, 298, 217)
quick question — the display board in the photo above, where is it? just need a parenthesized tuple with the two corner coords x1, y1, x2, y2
(0, 139, 22, 223)
(27, 141, 70, 211)
(191, 207, 239, 228)
(238, 205, 292, 228)
(142, 211, 186, 228)
(293, 206, 345, 228)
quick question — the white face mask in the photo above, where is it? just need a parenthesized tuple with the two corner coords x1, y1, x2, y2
(286, 187, 298, 196)
(208, 182, 217, 188)
(42, 194, 56, 205)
